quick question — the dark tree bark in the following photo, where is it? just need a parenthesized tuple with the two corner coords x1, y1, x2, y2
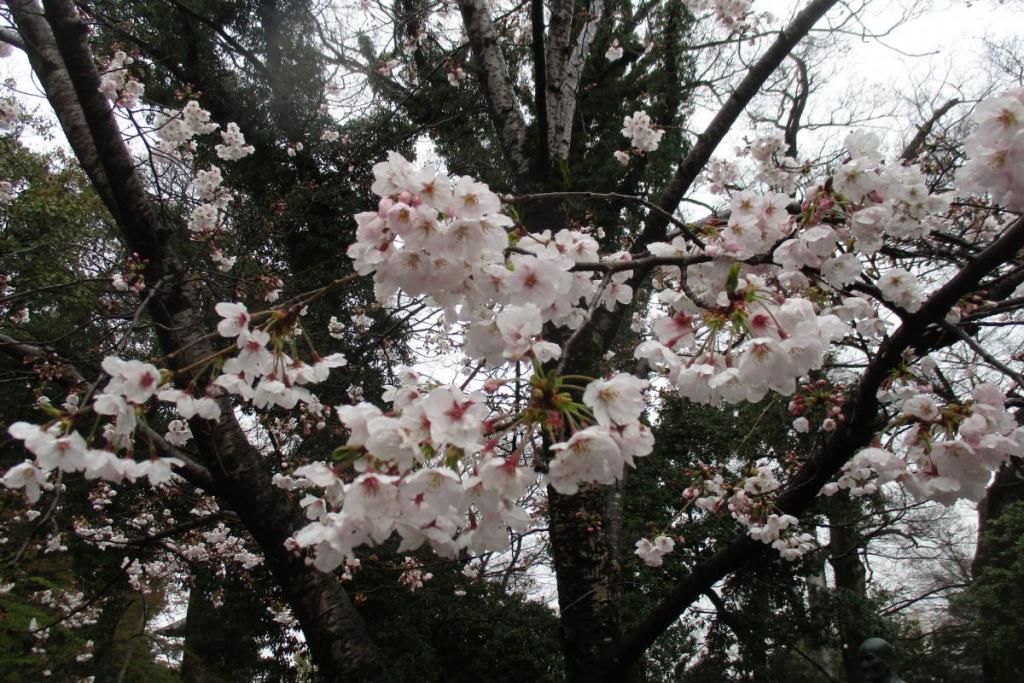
(828, 497, 868, 683)
(971, 456, 1024, 682)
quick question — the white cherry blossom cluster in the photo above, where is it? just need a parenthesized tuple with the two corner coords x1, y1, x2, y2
(97, 51, 144, 108)
(109, 253, 148, 294)
(282, 347, 658, 570)
(829, 384, 1024, 505)
(124, 556, 177, 593)
(605, 39, 623, 61)
(211, 301, 348, 411)
(447, 67, 468, 87)
(327, 315, 346, 339)
(398, 556, 434, 591)
(676, 462, 817, 560)
(188, 166, 233, 235)
(152, 100, 220, 161)
(834, 131, 950, 254)
(703, 158, 739, 194)
(684, 0, 755, 32)
(547, 373, 653, 494)
(828, 294, 887, 340)
(957, 87, 1024, 211)
(65, 511, 263, 602)
(210, 248, 237, 272)
(2, 294, 362, 503)
(720, 189, 792, 258)
(191, 522, 263, 569)
(634, 126, 975, 414)
(351, 313, 373, 332)
(282, 364, 532, 570)
(821, 446, 905, 499)
(875, 269, 922, 313)
(267, 603, 298, 627)
(74, 520, 129, 549)
(637, 270, 850, 406)
(634, 535, 675, 567)
(2, 359, 193, 500)
(347, 152, 608, 359)
(149, 102, 252, 277)
(215, 122, 256, 161)
(748, 513, 815, 560)
(33, 590, 101, 630)
(621, 110, 665, 153)
(746, 131, 802, 193)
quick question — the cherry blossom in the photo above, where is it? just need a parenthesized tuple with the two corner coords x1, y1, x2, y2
(621, 110, 665, 153)
(582, 373, 648, 427)
(634, 535, 675, 567)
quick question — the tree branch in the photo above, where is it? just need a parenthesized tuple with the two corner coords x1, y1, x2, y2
(784, 55, 809, 158)
(900, 97, 960, 162)
(530, 0, 550, 174)
(611, 216, 1024, 677)
(635, 0, 841, 250)
(0, 25, 24, 50)
(6, 0, 117, 215)
(0, 331, 86, 384)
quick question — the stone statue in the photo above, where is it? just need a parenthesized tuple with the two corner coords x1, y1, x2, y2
(859, 637, 906, 683)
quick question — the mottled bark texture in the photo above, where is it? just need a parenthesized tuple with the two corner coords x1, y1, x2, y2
(544, 0, 603, 161)
(457, 0, 531, 180)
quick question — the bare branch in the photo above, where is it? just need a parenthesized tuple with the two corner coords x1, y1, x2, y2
(900, 97, 961, 162)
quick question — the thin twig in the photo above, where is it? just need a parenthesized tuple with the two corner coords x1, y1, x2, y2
(504, 191, 708, 249)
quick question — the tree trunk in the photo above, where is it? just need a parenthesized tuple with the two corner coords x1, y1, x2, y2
(180, 567, 259, 683)
(827, 496, 867, 683)
(548, 484, 625, 681)
(971, 456, 1024, 683)
(804, 551, 838, 678)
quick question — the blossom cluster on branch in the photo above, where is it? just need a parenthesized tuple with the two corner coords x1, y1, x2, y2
(4, 72, 1024, 577)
